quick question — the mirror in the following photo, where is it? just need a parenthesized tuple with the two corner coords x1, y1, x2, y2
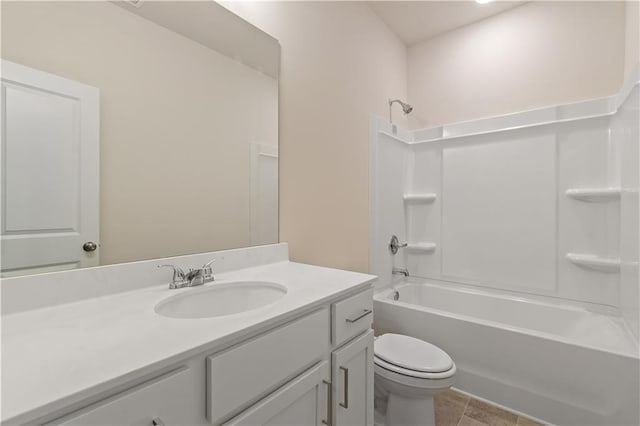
(0, 1, 280, 277)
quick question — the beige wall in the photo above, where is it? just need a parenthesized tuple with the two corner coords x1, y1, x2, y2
(407, 1, 626, 128)
(2, 1, 278, 265)
(222, 1, 407, 272)
(625, 0, 640, 80)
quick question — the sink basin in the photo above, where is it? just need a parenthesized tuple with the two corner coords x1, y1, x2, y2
(155, 281, 287, 319)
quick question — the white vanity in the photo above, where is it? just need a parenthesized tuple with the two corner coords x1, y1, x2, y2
(1, 244, 376, 426)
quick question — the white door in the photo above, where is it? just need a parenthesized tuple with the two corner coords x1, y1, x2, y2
(332, 331, 375, 426)
(250, 143, 278, 246)
(1, 60, 100, 275)
(225, 361, 330, 426)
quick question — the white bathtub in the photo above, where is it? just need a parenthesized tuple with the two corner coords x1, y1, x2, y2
(374, 280, 640, 426)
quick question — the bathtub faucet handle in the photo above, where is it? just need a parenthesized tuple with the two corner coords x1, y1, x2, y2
(389, 235, 408, 254)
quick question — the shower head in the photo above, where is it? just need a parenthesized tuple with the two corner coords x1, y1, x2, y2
(389, 99, 413, 115)
(388, 99, 413, 125)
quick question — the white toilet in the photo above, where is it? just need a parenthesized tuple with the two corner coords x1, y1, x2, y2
(374, 333, 456, 426)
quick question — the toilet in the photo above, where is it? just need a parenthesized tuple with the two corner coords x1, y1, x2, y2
(374, 333, 456, 426)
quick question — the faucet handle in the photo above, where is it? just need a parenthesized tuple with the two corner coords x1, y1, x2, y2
(389, 235, 408, 255)
(201, 258, 215, 281)
(158, 264, 187, 288)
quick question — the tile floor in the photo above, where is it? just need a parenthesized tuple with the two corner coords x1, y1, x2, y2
(434, 389, 544, 426)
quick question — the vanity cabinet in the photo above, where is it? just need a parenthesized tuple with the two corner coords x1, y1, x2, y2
(34, 287, 373, 426)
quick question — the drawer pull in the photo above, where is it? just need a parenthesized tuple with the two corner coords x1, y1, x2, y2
(322, 380, 332, 425)
(345, 309, 372, 323)
(339, 366, 349, 409)
(152, 418, 165, 426)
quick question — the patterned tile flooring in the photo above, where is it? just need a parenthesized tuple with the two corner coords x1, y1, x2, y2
(434, 389, 544, 426)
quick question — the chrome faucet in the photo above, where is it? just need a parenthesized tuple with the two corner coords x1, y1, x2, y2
(392, 267, 409, 277)
(158, 259, 215, 289)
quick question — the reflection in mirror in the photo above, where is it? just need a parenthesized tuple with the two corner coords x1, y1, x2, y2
(1, 1, 280, 277)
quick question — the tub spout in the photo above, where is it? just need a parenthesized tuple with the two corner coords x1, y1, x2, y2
(392, 268, 409, 277)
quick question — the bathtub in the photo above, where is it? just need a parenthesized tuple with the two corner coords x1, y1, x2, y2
(374, 280, 640, 426)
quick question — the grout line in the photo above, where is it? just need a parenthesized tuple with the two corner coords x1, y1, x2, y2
(456, 396, 471, 426)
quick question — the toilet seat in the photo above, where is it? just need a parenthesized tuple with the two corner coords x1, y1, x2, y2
(374, 355, 456, 380)
(374, 334, 454, 377)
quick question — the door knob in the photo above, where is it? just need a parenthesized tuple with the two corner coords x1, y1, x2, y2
(83, 241, 98, 252)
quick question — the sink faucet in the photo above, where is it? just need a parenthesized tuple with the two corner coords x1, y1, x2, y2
(158, 259, 215, 289)
(392, 267, 409, 277)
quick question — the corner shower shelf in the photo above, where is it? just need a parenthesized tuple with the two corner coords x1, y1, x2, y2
(566, 253, 621, 273)
(405, 242, 437, 253)
(565, 188, 621, 202)
(403, 193, 437, 203)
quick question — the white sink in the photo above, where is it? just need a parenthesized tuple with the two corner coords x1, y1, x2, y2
(155, 281, 287, 319)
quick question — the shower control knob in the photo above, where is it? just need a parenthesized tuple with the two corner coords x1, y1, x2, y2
(83, 241, 98, 252)
(389, 235, 407, 255)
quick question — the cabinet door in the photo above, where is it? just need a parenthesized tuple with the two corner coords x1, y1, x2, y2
(224, 361, 330, 426)
(332, 330, 374, 426)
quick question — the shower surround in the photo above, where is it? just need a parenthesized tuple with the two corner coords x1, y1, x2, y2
(370, 70, 640, 425)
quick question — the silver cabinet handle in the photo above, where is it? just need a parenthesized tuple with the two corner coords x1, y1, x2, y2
(322, 380, 332, 425)
(339, 366, 349, 409)
(346, 309, 372, 323)
(152, 418, 165, 426)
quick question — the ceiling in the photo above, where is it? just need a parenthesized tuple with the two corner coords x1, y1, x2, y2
(367, 1, 526, 46)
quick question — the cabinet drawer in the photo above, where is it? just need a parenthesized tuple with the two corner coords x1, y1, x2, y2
(207, 309, 330, 425)
(47, 367, 202, 426)
(332, 288, 373, 347)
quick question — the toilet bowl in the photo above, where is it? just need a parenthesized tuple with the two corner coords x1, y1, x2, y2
(374, 333, 456, 426)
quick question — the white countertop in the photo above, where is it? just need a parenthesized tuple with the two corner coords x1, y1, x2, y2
(1, 260, 376, 424)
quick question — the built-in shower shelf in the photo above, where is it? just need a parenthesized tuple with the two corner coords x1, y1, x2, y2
(403, 193, 437, 203)
(566, 253, 621, 272)
(405, 242, 437, 253)
(565, 188, 621, 202)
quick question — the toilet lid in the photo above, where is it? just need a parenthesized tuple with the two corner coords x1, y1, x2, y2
(374, 333, 453, 373)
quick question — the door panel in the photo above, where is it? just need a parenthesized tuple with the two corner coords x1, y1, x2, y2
(1, 60, 99, 274)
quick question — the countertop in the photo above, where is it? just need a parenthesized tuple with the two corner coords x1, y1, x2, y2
(1, 260, 376, 424)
